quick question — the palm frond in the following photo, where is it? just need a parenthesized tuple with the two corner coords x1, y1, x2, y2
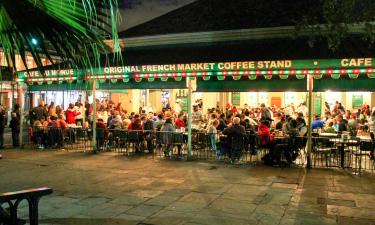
(0, 0, 121, 75)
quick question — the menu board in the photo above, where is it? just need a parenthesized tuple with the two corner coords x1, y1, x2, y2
(352, 94, 363, 108)
(232, 92, 241, 106)
(313, 93, 322, 115)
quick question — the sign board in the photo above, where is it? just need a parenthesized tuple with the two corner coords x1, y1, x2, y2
(18, 58, 375, 80)
(352, 94, 363, 108)
(179, 97, 188, 112)
(231, 92, 241, 106)
(313, 95, 322, 116)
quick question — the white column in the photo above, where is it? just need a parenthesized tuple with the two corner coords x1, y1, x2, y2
(307, 74, 313, 168)
(187, 78, 192, 159)
(92, 80, 97, 151)
(19, 84, 26, 148)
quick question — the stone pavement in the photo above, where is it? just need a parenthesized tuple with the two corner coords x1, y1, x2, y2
(0, 150, 375, 225)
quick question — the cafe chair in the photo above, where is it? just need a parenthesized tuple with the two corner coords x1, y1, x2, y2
(351, 138, 373, 174)
(171, 132, 185, 160)
(312, 135, 338, 167)
(345, 137, 360, 169)
(231, 136, 245, 164)
(126, 131, 143, 154)
(112, 130, 128, 154)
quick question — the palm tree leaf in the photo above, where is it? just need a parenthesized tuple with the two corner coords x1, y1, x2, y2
(0, 0, 121, 76)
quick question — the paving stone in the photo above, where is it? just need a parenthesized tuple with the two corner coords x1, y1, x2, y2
(144, 195, 182, 206)
(326, 198, 356, 207)
(260, 193, 292, 205)
(109, 194, 149, 205)
(327, 205, 375, 219)
(286, 202, 327, 215)
(166, 201, 209, 212)
(125, 204, 164, 217)
(76, 196, 112, 206)
(271, 182, 298, 189)
(254, 204, 286, 217)
(178, 192, 220, 205)
(144, 210, 195, 225)
(3, 150, 375, 224)
(188, 214, 251, 225)
(80, 202, 133, 218)
(206, 198, 257, 215)
(337, 216, 375, 225)
(250, 212, 282, 225)
(220, 192, 265, 204)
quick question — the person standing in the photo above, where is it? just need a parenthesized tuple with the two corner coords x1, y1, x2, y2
(0, 106, 5, 150)
(9, 113, 20, 148)
(0, 106, 4, 159)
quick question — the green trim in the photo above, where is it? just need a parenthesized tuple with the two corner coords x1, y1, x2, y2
(97, 79, 186, 90)
(196, 77, 307, 92)
(17, 58, 375, 82)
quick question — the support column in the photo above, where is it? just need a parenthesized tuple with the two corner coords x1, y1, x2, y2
(92, 80, 97, 152)
(81, 91, 86, 126)
(19, 85, 26, 148)
(306, 74, 313, 169)
(187, 78, 192, 160)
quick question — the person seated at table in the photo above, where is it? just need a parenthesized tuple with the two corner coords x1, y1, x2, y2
(217, 113, 227, 131)
(142, 115, 155, 154)
(47, 116, 62, 148)
(285, 119, 301, 163)
(153, 114, 165, 131)
(296, 117, 308, 137)
(348, 113, 359, 136)
(96, 118, 108, 151)
(337, 114, 348, 133)
(175, 113, 185, 130)
(275, 116, 285, 130)
(207, 119, 220, 159)
(33, 117, 48, 149)
(221, 117, 246, 163)
(258, 120, 274, 146)
(324, 122, 336, 133)
(244, 111, 258, 126)
(243, 118, 255, 133)
(160, 118, 176, 157)
(312, 115, 325, 130)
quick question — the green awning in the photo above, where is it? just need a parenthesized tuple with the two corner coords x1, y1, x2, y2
(314, 74, 375, 92)
(27, 82, 89, 91)
(196, 76, 307, 92)
(97, 79, 186, 90)
(197, 74, 375, 92)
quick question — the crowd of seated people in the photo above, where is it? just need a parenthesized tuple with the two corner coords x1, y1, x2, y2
(26, 97, 374, 162)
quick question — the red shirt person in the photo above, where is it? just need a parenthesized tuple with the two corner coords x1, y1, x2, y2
(66, 104, 79, 124)
(175, 114, 185, 129)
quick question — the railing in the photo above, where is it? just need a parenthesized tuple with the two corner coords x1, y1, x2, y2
(22, 127, 375, 173)
(24, 127, 92, 152)
(311, 136, 375, 174)
(0, 187, 53, 225)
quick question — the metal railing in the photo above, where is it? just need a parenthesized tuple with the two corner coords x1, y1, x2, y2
(21, 127, 375, 174)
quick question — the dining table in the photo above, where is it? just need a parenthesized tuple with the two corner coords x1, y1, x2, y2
(319, 132, 339, 138)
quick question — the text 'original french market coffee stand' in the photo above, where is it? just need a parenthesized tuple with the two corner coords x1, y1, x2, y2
(17, 57, 375, 167)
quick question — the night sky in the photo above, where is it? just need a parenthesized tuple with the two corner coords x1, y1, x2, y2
(119, 0, 196, 31)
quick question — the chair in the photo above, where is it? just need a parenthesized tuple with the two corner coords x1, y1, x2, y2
(351, 137, 373, 174)
(312, 136, 337, 167)
(171, 132, 185, 160)
(231, 136, 245, 164)
(346, 137, 360, 170)
(127, 131, 142, 154)
(191, 132, 210, 159)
